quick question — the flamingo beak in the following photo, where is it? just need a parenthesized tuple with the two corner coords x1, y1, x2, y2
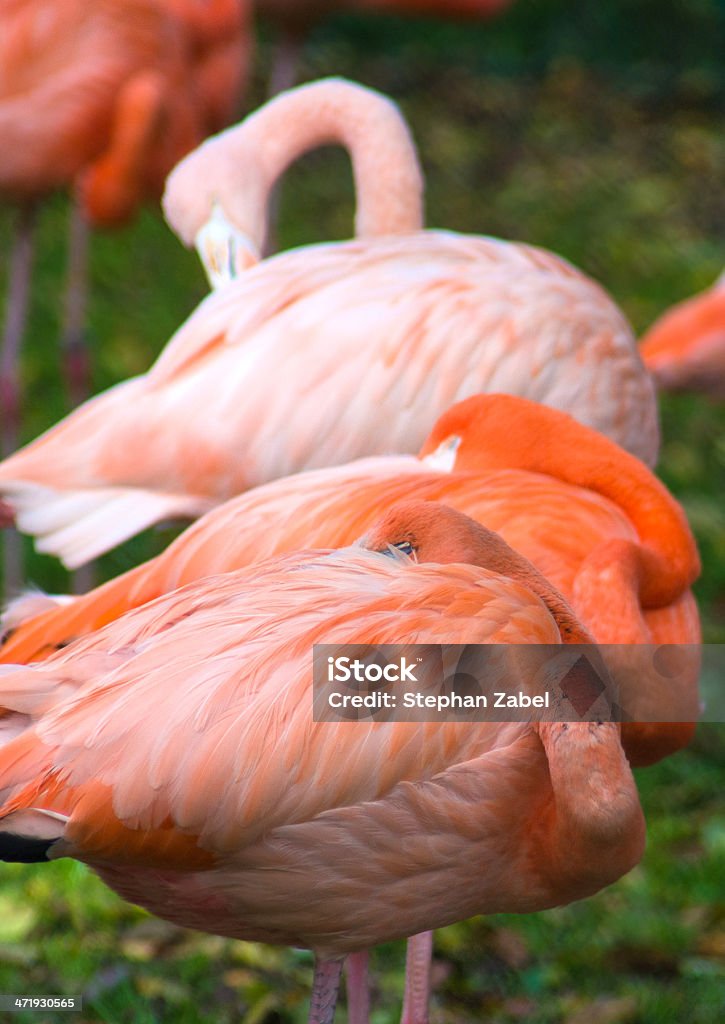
(195, 203, 260, 289)
(420, 434, 461, 473)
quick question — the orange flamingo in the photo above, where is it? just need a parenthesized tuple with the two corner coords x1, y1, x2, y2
(0, 0, 250, 393)
(159, 1, 252, 135)
(1, 394, 700, 766)
(0, 81, 659, 569)
(0, 394, 699, 1020)
(0, 501, 646, 1024)
(0, 0, 251, 589)
(640, 271, 725, 398)
(0, 373, 700, 1019)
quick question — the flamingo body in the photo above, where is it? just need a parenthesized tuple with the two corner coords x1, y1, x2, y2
(640, 272, 725, 397)
(1, 397, 699, 768)
(158, 0, 252, 134)
(0, 508, 645, 964)
(0, 81, 658, 563)
(1, 0, 191, 222)
(0, 0, 250, 223)
(0, 233, 659, 564)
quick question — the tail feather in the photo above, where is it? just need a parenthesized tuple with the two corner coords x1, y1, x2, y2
(0, 482, 215, 568)
(0, 832, 59, 863)
(0, 809, 67, 862)
(3, 591, 76, 636)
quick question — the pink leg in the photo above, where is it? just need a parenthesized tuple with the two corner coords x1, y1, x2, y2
(265, 29, 305, 256)
(401, 931, 433, 1024)
(1, 203, 36, 597)
(345, 951, 370, 1024)
(309, 955, 344, 1024)
(62, 199, 90, 411)
(62, 201, 95, 595)
(268, 30, 304, 98)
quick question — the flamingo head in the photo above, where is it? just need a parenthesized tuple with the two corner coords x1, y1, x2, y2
(194, 203, 260, 289)
(420, 394, 574, 474)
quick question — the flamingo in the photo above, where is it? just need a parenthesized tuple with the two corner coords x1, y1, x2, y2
(0, 0, 250, 397)
(0, 81, 659, 572)
(639, 270, 725, 398)
(1, 394, 700, 769)
(0, 388, 700, 1020)
(0, 501, 647, 1024)
(159, 1, 253, 135)
(0, 395, 697, 1019)
(0, 0, 251, 590)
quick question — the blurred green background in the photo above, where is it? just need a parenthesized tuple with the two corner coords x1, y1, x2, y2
(0, 0, 724, 1021)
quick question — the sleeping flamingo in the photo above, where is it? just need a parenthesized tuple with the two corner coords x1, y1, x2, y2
(0, 0, 251, 590)
(1, 394, 700, 768)
(640, 270, 725, 398)
(0, 502, 647, 1024)
(0, 81, 659, 571)
(0, 390, 700, 1020)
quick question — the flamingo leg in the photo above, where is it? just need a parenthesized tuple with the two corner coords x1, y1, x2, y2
(61, 199, 91, 411)
(61, 200, 96, 594)
(345, 950, 370, 1024)
(268, 29, 304, 98)
(70, 559, 95, 596)
(309, 955, 344, 1024)
(401, 931, 433, 1024)
(265, 28, 306, 255)
(1, 203, 37, 597)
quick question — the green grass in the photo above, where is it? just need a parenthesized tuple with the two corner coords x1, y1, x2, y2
(0, 6, 724, 1022)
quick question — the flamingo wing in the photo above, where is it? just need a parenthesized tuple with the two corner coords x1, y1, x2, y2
(0, 548, 559, 865)
(0, 232, 656, 565)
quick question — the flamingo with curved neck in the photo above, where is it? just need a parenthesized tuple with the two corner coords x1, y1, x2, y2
(0, 502, 645, 1024)
(361, 498, 596, 644)
(420, 393, 700, 609)
(1, 393, 699, 765)
(0, 396, 700, 1020)
(0, 81, 658, 573)
(164, 77, 425, 282)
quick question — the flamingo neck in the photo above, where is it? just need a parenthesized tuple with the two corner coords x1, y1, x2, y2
(450, 528, 596, 644)
(217, 78, 425, 249)
(80, 72, 166, 226)
(421, 396, 700, 608)
(367, 505, 594, 646)
(475, 540, 595, 646)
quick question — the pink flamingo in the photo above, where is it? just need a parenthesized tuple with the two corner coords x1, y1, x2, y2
(0, 390, 701, 1019)
(0, 81, 659, 570)
(0, 0, 251, 590)
(0, 501, 646, 1024)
